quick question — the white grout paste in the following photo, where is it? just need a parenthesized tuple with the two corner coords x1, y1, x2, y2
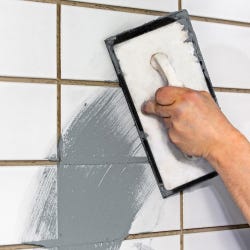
(114, 21, 214, 190)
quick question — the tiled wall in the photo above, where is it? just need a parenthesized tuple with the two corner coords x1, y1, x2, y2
(0, 0, 249, 249)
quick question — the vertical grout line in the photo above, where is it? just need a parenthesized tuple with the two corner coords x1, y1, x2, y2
(178, 0, 182, 11)
(57, 1, 62, 145)
(180, 191, 184, 250)
(56, 0, 62, 243)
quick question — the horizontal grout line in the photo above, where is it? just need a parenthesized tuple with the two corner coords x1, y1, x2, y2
(0, 76, 249, 93)
(183, 224, 250, 234)
(60, 79, 119, 87)
(0, 244, 43, 250)
(61, 0, 166, 16)
(25, 0, 250, 27)
(126, 230, 181, 240)
(214, 87, 250, 93)
(191, 15, 250, 28)
(25, 0, 57, 4)
(0, 160, 57, 166)
(0, 76, 57, 84)
(126, 224, 249, 240)
(60, 0, 250, 27)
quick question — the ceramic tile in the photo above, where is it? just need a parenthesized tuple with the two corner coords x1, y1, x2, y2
(71, 0, 178, 12)
(183, 0, 250, 22)
(0, 1, 56, 78)
(192, 21, 250, 88)
(0, 82, 57, 160)
(0, 166, 57, 245)
(61, 84, 146, 164)
(184, 176, 246, 229)
(185, 228, 250, 250)
(120, 235, 180, 250)
(61, 5, 156, 81)
(216, 92, 250, 140)
(129, 186, 180, 233)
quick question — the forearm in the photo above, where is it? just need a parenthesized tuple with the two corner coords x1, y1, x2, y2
(207, 129, 250, 224)
(143, 87, 250, 223)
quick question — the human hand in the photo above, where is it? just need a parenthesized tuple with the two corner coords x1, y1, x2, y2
(142, 86, 238, 159)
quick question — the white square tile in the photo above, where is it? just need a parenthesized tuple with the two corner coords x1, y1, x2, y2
(120, 235, 180, 250)
(0, 82, 57, 160)
(61, 5, 156, 81)
(184, 176, 246, 229)
(129, 187, 180, 233)
(183, 0, 250, 22)
(192, 21, 250, 88)
(0, 1, 56, 78)
(71, 0, 178, 12)
(185, 229, 250, 250)
(61, 84, 146, 163)
(0, 166, 57, 245)
(216, 92, 250, 140)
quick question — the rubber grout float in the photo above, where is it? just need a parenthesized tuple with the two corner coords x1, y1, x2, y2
(105, 10, 218, 198)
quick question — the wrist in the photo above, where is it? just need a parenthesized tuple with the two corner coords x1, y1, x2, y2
(206, 128, 249, 172)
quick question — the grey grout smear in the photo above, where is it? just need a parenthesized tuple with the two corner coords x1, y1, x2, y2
(61, 88, 146, 165)
(23, 167, 57, 243)
(57, 163, 153, 246)
(27, 88, 155, 249)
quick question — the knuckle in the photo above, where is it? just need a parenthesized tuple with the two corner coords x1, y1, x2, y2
(183, 90, 200, 103)
(155, 87, 167, 103)
(173, 106, 183, 119)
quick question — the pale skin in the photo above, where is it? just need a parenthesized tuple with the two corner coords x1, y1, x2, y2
(142, 86, 250, 224)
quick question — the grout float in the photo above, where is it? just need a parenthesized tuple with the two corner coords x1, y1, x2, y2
(114, 21, 214, 190)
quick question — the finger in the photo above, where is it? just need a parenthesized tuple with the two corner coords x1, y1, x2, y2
(155, 86, 189, 106)
(142, 100, 157, 115)
(155, 104, 172, 118)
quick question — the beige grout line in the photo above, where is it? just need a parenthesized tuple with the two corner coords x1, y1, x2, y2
(190, 15, 250, 28)
(126, 224, 249, 241)
(0, 76, 57, 84)
(60, 79, 119, 87)
(59, 0, 250, 27)
(178, 0, 182, 11)
(57, 2, 62, 144)
(25, 0, 57, 4)
(180, 191, 184, 250)
(26, 0, 250, 27)
(126, 230, 181, 240)
(214, 87, 250, 93)
(1, 75, 250, 92)
(61, 0, 167, 16)
(183, 224, 250, 234)
(0, 160, 57, 166)
(0, 244, 43, 250)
